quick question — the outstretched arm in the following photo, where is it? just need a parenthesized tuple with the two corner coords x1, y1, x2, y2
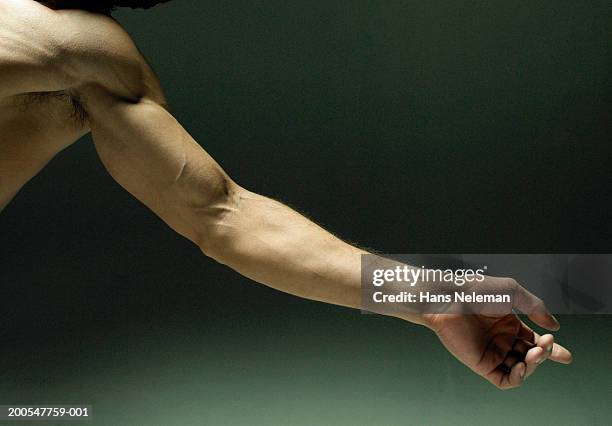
(53, 4, 572, 385)
(81, 82, 572, 389)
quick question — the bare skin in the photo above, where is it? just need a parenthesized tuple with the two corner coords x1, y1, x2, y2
(0, 0, 572, 389)
(0, 0, 154, 210)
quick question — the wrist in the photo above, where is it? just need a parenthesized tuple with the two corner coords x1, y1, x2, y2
(396, 312, 437, 329)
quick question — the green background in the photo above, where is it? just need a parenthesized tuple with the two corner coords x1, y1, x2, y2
(1, 1, 611, 424)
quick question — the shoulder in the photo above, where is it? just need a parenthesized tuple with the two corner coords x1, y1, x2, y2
(0, 1, 164, 105)
(0, 1, 144, 97)
(53, 10, 147, 99)
(56, 9, 138, 59)
(55, 9, 166, 107)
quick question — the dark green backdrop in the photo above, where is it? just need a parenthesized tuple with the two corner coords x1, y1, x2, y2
(1, 1, 610, 424)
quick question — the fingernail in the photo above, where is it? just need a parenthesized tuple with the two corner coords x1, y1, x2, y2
(552, 314, 560, 325)
(536, 356, 543, 365)
(520, 367, 526, 379)
(546, 346, 553, 353)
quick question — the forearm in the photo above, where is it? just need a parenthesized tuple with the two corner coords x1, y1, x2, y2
(201, 185, 367, 310)
(200, 190, 436, 325)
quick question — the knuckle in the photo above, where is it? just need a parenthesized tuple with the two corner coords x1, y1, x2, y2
(505, 277, 520, 289)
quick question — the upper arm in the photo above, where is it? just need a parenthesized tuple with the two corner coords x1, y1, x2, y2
(82, 85, 232, 244)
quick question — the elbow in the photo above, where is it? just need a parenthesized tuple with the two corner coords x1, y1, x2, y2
(191, 178, 244, 263)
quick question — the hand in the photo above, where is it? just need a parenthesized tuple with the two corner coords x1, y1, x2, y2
(423, 278, 573, 389)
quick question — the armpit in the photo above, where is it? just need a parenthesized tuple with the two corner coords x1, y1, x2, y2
(13, 91, 89, 129)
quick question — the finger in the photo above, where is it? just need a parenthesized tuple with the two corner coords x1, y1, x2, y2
(501, 361, 526, 389)
(517, 321, 536, 344)
(502, 350, 523, 370)
(533, 332, 572, 364)
(513, 284, 560, 330)
(536, 333, 555, 361)
(524, 346, 545, 378)
(549, 342, 573, 364)
(512, 339, 535, 357)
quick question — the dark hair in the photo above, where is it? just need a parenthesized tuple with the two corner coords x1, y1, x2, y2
(98, 0, 172, 10)
(41, 1, 172, 13)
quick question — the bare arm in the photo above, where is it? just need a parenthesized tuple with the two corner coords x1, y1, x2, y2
(80, 84, 371, 315)
(2, 2, 365, 304)
(60, 6, 573, 386)
(0, 1, 572, 387)
(81, 80, 575, 389)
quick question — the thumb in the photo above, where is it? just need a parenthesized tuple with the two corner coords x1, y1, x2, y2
(513, 282, 560, 331)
